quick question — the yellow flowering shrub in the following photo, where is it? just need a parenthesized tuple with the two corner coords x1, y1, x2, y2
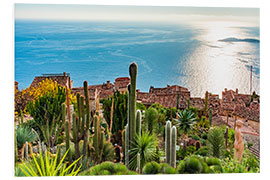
(14, 78, 76, 114)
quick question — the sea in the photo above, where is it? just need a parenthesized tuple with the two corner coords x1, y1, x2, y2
(15, 20, 260, 97)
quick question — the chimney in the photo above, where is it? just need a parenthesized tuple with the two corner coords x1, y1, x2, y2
(63, 72, 66, 76)
(236, 88, 238, 95)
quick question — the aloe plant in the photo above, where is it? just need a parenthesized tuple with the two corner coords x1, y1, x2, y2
(19, 148, 82, 176)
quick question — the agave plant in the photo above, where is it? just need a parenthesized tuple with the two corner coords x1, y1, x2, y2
(16, 126, 37, 150)
(19, 148, 82, 176)
(129, 132, 158, 171)
(174, 109, 197, 137)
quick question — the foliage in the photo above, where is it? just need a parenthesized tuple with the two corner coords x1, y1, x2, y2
(207, 126, 225, 158)
(177, 156, 203, 174)
(102, 141, 116, 162)
(174, 109, 197, 136)
(136, 102, 146, 111)
(19, 149, 82, 176)
(79, 161, 137, 175)
(129, 132, 159, 170)
(192, 134, 200, 141)
(195, 147, 208, 156)
(102, 91, 128, 142)
(144, 107, 159, 134)
(26, 86, 66, 145)
(197, 116, 210, 129)
(160, 163, 177, 174)
(16, 126, 37, 149)
(15, 78, 76, 114)
(142, 161, 161, 174)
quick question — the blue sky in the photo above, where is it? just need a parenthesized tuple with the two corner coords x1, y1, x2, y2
(15, 4, 259, 25)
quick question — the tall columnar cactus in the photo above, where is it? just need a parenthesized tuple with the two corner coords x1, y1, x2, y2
(170, 126, 177, 168)
(14, 124, 18, 162)
(136, 110, 142, 136)
(129, 63, 137, 145)
(65, 121, 72, 162)
(83, 81, 91, 158)
(177, 93, 180, 109)
(93, 116, 104, 163)
(25, 141, 29, 160)
(165, 121, 172, 164)
(125, 124, 129, 166)
(209, 108, 212, 126)
(136, 153, 141, 174)
(204, 91, 208, 116)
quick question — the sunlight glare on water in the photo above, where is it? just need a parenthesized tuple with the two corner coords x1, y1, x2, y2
(181, 21, 259, 97)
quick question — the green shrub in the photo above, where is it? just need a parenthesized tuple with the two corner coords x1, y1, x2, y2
(176, 147, 187, 160)
(192, 135, 200, 141)
(177, 160, 186, 173)
(186, 145, 196, 155)
(201, 132, 208, 140)
(200, 139, 206, 146)
(142, 161, 161, 174)
(195, 147, 208, 156)
(80, 161, 137, 175)
(184, 157, 203, 174)
(160, 163, 177, 174)
(206, 157, 221, 166)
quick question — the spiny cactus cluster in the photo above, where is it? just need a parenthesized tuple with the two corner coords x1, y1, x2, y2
(65, 80, 91, 161)
(165, 121, 177, 168)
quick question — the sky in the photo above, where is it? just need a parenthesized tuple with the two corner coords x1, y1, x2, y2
(14, 4, 259, 26)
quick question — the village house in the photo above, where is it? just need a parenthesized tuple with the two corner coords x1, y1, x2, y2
(24, 73, 260, 132)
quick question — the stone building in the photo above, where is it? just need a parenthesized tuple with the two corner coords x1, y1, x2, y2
(137, 85, 191, 108)
(30, 72, 72, 89)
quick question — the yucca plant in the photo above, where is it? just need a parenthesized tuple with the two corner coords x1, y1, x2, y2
(19, 148, 82, 176)
(129, 132, 158, 170)
(16, 126, 37, 150)
(174, 109, 197, 137)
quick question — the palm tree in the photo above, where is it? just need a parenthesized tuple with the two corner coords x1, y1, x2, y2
(174, 109, 197, 138)
(129, 132, 158, 171)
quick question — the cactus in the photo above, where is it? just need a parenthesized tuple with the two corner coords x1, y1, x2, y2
(83, 81, 91, 159)
(136, 110, 141, 136)
(177, 93, 180, 109)
(25, 141, 28, 160)
(65, 121, 72, 162)
(129, 63, 137, 145)
(15, 124, 18, 162)
(204, 91, 208, 116)
(209, 108, 212, 126)
(92, 115, 105, 163)
(125, 124, 129, 166)
(165, 121, 171, 164)
(136, 153, 141, 174)
(64, 81, 92, 160)
(170, 126, 177, 168)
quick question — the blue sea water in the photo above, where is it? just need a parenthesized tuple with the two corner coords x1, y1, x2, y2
(15, 20, 260, 97)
